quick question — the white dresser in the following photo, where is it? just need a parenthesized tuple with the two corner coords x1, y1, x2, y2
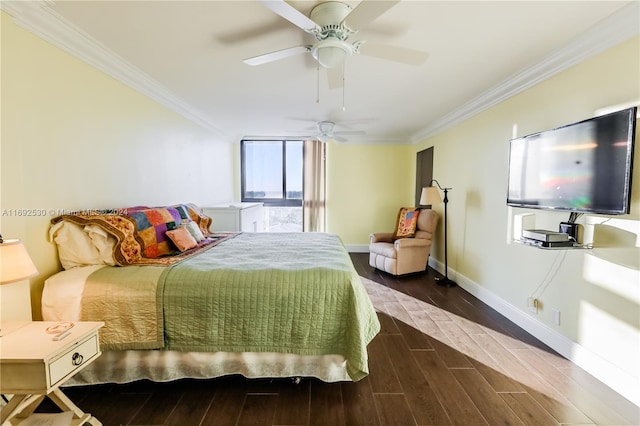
(203, 203, 264, 232)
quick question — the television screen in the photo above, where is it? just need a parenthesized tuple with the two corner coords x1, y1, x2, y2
(507, 107, 636, 215)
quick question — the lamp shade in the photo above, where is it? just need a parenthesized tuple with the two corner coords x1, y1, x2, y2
(312, 38, 350, 68)
(0, 239, 38, 285)
(420, 186, 442, 205)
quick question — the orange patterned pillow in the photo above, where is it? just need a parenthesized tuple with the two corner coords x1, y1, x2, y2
(166, 226, 198, 252)
(393, 207, 420, 240)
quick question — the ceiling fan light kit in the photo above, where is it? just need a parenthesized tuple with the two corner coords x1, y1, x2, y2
(311, 38, 352, 68)
(318, 120, 335, 134)
(244, 0, 424, 138)
(306, 2, 356, 69)
(312, 120, 366, 143)
(245, 0, 419, 72)
(317, 120, 342, 143)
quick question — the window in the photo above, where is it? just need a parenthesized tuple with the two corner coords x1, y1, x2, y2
(241, 140, 303, 231)
(241, 140, 303, 205)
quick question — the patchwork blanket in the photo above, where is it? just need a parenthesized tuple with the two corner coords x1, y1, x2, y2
(51, 204, 226, 266)
(79, 232, 381, 381)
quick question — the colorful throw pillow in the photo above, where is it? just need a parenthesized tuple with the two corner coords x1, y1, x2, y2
(184, 221, 205, 242)
(181, 203, 213, 235)
(127, 207, 184, 258)
(393, 207, 420, 240)
(166, 226, 198, 252)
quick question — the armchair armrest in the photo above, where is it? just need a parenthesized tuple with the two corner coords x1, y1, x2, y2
(370, 232, 394, 243)
(394, 238, 429, 249)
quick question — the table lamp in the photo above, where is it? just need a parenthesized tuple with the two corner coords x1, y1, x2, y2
(0, 235, 39, 336)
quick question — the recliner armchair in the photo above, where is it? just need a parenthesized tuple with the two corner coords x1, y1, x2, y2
(369, 209, 439, 275)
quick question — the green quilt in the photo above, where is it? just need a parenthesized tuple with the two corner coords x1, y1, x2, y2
(83, 232, 380, 381)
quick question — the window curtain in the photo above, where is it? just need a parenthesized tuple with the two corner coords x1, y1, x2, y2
(303, 139, 326, 232)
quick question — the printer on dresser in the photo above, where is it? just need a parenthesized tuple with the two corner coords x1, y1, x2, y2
(202, 203, 264, 232)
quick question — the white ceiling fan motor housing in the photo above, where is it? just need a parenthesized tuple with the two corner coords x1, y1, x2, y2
(310, 2, 352, 30)
(310, 2, 354, 68)
(318, 121, 335, 135)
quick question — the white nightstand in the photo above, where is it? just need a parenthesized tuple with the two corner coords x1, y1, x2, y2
(0, 321, 104, 425)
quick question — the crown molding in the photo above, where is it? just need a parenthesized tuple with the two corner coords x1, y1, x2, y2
(3, 1, 637, 145)
(240, 134, 409, 145)
(411, 1, 640, 143)
(1, 0, 229, 140)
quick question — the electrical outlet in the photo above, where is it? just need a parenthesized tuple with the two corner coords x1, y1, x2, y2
(527, 297, 538, 314)
(552, 309, 561, 325)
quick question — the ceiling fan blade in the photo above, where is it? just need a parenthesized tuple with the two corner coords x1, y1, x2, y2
(326, 67, 343, 90)
(333, 135, 349, 143)
(258, 0, 320, 33)
(359, 42, 428, 66)
(335, 130, 366, 136)
(244, 46, 310, 66)
(359, 22, 408, 38)
(342, 0, 400, 30)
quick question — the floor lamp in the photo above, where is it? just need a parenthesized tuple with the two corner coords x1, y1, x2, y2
(420, 181, 456, 287)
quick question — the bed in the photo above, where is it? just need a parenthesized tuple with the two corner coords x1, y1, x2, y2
(42, 205, 380, 385)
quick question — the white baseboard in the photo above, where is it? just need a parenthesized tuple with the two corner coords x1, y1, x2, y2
(435, 260, 640, 407)
(359, 252, 638, 405)
(346, 244, 369, 253)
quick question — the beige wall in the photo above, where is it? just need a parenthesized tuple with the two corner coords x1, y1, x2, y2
(326, 142, 414, 245)
(0, 12, 235, 318)
(415, 36, 640, 403)
(231, 140, 416, 245)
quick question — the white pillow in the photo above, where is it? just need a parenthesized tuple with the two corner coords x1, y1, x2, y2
(84, 224, 117, 266)
(184, 221, 205, 242)
(49, 221, 102, 269)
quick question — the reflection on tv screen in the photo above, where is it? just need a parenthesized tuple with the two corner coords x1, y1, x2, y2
(507, 107, 636, 215)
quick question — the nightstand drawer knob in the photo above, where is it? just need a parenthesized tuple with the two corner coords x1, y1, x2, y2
(48, 333, 99, 388)
(72, 352, 84, 366)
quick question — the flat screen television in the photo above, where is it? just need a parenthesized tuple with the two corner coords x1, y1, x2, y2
(507, 106, 637, 215)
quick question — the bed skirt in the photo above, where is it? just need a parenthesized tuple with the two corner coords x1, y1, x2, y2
(65, 350, 350, 386)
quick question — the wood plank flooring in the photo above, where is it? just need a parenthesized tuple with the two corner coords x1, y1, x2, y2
(31, 253, 638, 425)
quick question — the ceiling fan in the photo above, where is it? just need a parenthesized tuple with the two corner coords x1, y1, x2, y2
(314, 121, 365, 143)
(244, 0, 428, 69)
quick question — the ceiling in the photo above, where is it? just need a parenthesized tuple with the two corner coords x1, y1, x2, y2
(3, 1, 639, 144)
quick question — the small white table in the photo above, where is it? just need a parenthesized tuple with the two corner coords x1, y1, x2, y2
(0, 321, 104, 425)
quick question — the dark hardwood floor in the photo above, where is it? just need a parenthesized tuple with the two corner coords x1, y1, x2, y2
(32, 253, 638, 425)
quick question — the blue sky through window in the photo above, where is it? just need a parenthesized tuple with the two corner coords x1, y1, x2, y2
(244, 140, 302, 199)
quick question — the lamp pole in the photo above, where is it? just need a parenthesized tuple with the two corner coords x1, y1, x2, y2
(431, 180, 456, 287)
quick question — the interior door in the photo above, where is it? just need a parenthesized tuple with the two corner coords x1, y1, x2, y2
(415, 147, 434, 207)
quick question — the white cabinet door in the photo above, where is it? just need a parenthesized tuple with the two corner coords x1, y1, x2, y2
(240, 205, 264, 232)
